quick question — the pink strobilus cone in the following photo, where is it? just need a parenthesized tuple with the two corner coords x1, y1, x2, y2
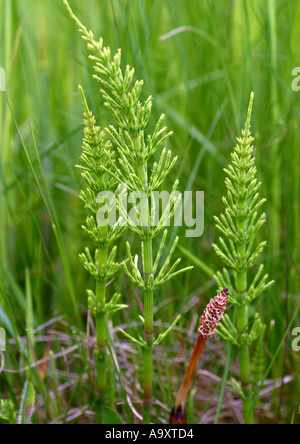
(170, 289, 228, 425)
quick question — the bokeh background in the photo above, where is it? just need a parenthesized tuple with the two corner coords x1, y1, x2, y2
(0, 0, 299, 423)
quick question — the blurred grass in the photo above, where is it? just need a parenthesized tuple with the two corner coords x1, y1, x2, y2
(0, 0, 299, 423)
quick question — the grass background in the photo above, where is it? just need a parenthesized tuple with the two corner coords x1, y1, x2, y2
(0, 0, 299, 424)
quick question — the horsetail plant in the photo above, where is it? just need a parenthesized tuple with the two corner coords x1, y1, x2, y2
(77, 86, 127, 418)
(170, 289, 228, 425)
(63, 0, 193, 423)
(213, 93, 274, 423)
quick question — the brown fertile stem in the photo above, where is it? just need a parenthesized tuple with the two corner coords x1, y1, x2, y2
(175, 335, 207, 410)
(170, 289, 228, 424)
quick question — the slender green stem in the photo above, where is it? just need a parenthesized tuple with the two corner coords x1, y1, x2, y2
(95, 245, 108, 423)
(96, 290, 107, 393)
(143, 241, 154, 341)
(236, 306, 254, 424)
(136, 161, 155, 424)
(143, 236, 154, 424)
(0, 0, 13, 307)
(236, 211, 254, 423)
(49, 351, 63, 416)
(267, 0, 281, 255)
(143, 340, 153, 424)
(97, 297, 115, 408)
(234, 105, 255, 422)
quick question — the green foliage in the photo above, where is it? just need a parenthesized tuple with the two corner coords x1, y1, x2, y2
(76, 78, 127, 412)
(0, 399, 16, 425)
(217, 312, 264, 348)
(213, 93, 274, 314)
(63, 0, 192, 423)
(77, 85, 126, 274)
(1, 0, 299, 425)
(251, 324, 267, 387)
(213, 93, 274, 422)
(101, 406, 123, 425)
(63, 0, 191, 324)
(123, 234, 191, 292)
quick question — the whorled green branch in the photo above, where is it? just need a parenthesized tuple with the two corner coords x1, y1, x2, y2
(213, 92, 274, 314)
